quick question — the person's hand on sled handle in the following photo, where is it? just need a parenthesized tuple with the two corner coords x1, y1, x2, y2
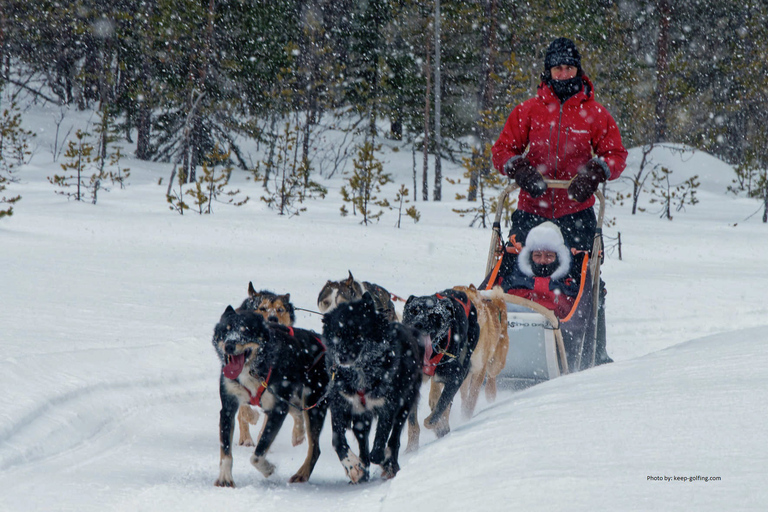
(567, 158, 610, 203)
(503, 155, 547, 198)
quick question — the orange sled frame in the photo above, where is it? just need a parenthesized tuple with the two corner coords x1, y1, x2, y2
(482, 180, 605, 385)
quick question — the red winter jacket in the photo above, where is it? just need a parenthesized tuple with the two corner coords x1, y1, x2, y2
(492, 76, 628, 219)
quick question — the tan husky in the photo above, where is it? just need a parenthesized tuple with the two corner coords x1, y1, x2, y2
(452, 284, 510, 418)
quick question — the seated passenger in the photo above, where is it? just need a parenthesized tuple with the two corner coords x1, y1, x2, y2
(501, 222, 578, 319)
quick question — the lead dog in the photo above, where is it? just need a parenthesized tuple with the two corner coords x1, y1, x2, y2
(212, 306, 328, 487)
(402, 288, 479, 447)
(322, 293, 423, 483)
(452, 284, 510, 418)
(317, 270, 398, 321)
(234, 283, 304, 448)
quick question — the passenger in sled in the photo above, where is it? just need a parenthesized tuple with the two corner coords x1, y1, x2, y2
(501, 222, 578, 321)
(490, 37, 628, 365)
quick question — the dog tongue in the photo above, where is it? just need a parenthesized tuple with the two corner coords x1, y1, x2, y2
(223, 353, 246, 379)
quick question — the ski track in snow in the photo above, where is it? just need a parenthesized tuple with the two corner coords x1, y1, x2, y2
(0, 369, 210, 472)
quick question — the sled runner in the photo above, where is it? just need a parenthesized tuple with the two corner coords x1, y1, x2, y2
(482, 180, 605, 389)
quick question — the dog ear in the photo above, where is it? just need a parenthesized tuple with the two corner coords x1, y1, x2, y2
(279, 293, 290, 303)
(347, 270, 355, 282)
(248, 282, 257, 298)
(224, 305, 237, 316)
(405, 295, 416, 306)
(469, 283, 477, 292)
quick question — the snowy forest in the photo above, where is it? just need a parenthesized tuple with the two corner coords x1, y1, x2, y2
(1, 0, 767, 215)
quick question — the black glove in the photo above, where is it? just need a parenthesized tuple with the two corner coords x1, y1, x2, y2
(568, 159, 609, 203)
(504, 156, 547, 198)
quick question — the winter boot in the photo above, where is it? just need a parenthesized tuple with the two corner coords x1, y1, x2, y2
(594, 285, 613, 365)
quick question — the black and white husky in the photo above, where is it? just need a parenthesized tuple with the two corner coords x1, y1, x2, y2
(322, 293, 423, 483)
(211, 306, 328, 487)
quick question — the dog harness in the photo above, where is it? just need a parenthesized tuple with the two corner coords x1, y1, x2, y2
(422, 293, 472, 376)
(248, 367, 272, 407)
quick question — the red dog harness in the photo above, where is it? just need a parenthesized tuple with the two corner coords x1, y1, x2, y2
(422, 293, 472, 376)
(248, 367, 271, 406)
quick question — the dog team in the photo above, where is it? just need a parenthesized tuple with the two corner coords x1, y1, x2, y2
(212, 271, 510, 487)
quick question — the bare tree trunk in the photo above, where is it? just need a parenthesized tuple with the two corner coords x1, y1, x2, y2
(432, 0, 442, 201)
(763, 177, 768, 223)
(654, 0, 671, 142)
(0, 7, 5, 82)
(469, 0, 498, 201)
(187, 0, 216, 182)
(136, 3, 155, 161)
(422, 26, 431, 202)
(412, 143, 417, 201)
(632, 143, 655, 214)
(136, 96, 152, 160)
(263, 114, 277, 187)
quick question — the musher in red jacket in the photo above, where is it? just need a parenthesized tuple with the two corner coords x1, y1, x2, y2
(491, 37, 627, 365)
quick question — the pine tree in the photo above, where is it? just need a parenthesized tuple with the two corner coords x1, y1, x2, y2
(340, 142, 392, 225)
(646, 166, 700, 220)
(49, 129, 107, 203)
(261, 121, 326, 216)
(0, 101, 25, 217)
(186, 146, 248, 214)
(390, 184, 420, 228)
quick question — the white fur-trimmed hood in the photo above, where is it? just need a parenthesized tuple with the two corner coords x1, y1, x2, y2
(517, 222, 571, 281)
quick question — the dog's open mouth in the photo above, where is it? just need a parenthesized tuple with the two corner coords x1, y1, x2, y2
(223, 350, 250, 379)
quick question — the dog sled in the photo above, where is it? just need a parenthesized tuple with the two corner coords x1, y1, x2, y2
(482, 180, 605, 389)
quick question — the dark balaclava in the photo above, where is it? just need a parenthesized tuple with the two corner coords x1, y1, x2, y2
(542, 37, 583, 103)
(530, 254, 560, 278)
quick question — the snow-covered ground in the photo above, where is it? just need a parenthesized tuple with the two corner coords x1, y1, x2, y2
(2, 101, 767, 511)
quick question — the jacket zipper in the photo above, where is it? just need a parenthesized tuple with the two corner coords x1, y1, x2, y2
(551, 103, 565, 218)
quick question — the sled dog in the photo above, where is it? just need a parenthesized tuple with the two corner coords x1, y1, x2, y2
(402, 288, 480, 446)
(452, 284, 509, 417)
(212, 306, 328, 487)
(317, 270, 398, 321)
(322, 293, 423, 483)
(234, 283, 304, 447)
(237, 282, 296, 326)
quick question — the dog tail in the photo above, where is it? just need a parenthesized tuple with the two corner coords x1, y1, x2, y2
(480, 285, 506, 301)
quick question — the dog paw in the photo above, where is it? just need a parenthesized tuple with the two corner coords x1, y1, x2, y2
(380, 461, 399, 480)
(250, 454, 276, 478)
(214, 477, 236, 488)
(341, 453, 368, 484)
(238, 437, 255, 447)
(288, 471, 310, 484)
(215, 457, 235, 487)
